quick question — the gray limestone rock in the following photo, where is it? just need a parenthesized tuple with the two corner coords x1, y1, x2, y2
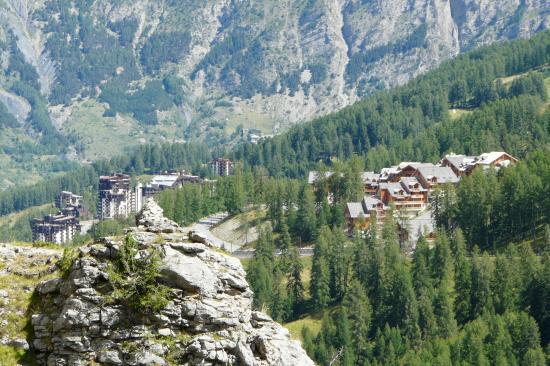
(29, 198, 314, 365)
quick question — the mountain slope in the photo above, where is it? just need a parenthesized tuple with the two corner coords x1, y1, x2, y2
(0, 0, 548, 189)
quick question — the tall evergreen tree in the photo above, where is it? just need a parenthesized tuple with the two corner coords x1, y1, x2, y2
(329, 228, 350, 301)
(277, 216, 293, 273)
(296, 183, 317, 243)
(286, 246, 305, 317)
(343, 279, 372, 364)
(470, 250, 495, 319)
(246, 227, 276, 310)
(453, 228, 473, 324)
(310, 226, 332, 310)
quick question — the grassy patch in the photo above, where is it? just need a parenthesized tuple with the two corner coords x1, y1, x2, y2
(0, 243, 61, 365)
(224, 109, 274, 135)
(284, 314, 323, 341)
(0, 345, 25, 366)
(211, 207, 268, 248)
(448, 108, 472, 120)
(60, 100, 186, 162)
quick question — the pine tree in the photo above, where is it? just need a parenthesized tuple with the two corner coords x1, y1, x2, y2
(470, 249, 495, 319)
(301, 326, 316, 360)
(526, 244, 550, 345)
(459, 319, 490, 366)
(379, 229, 421, 343)
(485, 314, 515, 366)
(329, 228, 350, 301)
(335, 307, 355, 366)
(412, 236, 439, 339)
(270, 270, 291, 322)
(296, 183, 317, 242)
(412, 236, 433, 294)
(310, 226, 332, 311)
(173, 188, 185, 224)
(453, 228, 472, 324)
(433, 278, 457, 338)
(431, 231, 453, 286)
(343, 279, 371, 364)
(277, 217, 293, 273)
(286, 246, 305, 317)
(246, 227, 276, 310)
(493, 248, 520, 314)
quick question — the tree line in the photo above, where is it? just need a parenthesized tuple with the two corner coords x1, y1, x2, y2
(433, 149, 550, 251)
(246, 209, 550, 365)
(0, 142, 211, 216)
(233, 31, 550, 177)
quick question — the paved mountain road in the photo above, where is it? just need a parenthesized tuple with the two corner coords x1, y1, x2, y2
(184, 212, 313, 258)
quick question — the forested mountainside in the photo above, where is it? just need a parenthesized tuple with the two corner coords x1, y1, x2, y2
(234, 31, 550, 177)
(0, 0, 548, 189)
(0, 30, 549, 219)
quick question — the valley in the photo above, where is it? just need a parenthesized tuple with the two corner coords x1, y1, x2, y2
(0, 0, 549, 189)
(0, 15, 548, 366)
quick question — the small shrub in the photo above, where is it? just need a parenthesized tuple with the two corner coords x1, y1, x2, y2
(58, 248, 78, 278)
(32, 241, 58, 248)
(106, 235, 170, 313)
(0, 345, 25, 366)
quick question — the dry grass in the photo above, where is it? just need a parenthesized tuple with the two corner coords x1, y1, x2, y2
(212, 208, 268, 248)
(448, 108, 472, 120)
(0, 244, 62, 365)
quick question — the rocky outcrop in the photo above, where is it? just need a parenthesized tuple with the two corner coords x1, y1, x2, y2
(30, 198, 314, 365)
(0, 243, 62, 353)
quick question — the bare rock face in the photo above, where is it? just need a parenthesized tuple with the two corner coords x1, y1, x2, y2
(30, 199, 314, 365)
(136, 197, 183, 234)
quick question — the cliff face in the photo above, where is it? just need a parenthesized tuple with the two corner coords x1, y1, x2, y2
(0, 0, 548, 161)
(29, 198, 314, 365)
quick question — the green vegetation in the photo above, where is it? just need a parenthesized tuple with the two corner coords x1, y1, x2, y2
(433, 150, 550, 250)
(106, 235, 170, 313)
(234, 31, 550, 176)
(298, 224, 550, 365)
(0, 243, 61, 366)
(0, 142, 211, 216)
(0, 204, 58, 242)
(0, 345, 25, 366)
(0, 26, 549, 366)
(100, 79, 183, 125)
(141, 32, 191, 73)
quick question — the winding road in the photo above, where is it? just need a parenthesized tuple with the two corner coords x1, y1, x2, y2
(185, 212, 314, 259)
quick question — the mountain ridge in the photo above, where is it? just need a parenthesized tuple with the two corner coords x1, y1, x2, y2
(0, 0, 548, 189)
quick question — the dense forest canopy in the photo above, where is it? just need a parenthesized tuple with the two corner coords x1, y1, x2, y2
(233, 31, 550, 177)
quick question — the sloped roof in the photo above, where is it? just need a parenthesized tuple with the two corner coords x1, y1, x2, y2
(361, 196, 385, 210)
(361, 171, 380, 183)
(476, 151, 518, 165)
(346, 202, 369, 219)
(150, 175, 180, 187)
(442, 154, 476, 170)
(307, 171, 334, 184)
(417, 166, 459, 184)
(399, 162, 436, 170)
(400, 177, 428, 191)
(379, 182, 409, 197)
(404, 208, 435, 247)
